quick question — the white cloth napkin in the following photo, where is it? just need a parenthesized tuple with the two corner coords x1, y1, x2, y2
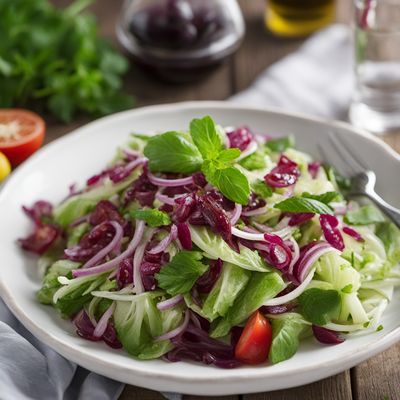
(0, 24, 353, 400)
(230, 24, 354, 120)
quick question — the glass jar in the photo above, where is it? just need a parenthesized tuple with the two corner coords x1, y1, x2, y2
(116, 0, 245, 82)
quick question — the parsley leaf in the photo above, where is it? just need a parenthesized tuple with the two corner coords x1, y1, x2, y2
(131, 209, 171, 227)
(0, 0, 133, 122)
(265, 136, 295, 152)
(144, 131, 203, 174)
(190, 116, 222, 160)
(156, 251, 208, 295)
(302, 191, 340, 204)
(299, 288, 341, 325)
(344, 205, 385, 225)
(274, 197, 334, 215)
(204, 164, 250, 205)
(252, 179, 273, 198)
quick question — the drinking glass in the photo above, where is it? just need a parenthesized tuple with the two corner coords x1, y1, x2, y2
(349, 0, 400, 134)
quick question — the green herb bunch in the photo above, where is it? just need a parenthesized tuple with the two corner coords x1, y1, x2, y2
(0, 0, 133, 122)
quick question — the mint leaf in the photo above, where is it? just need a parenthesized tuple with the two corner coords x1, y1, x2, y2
(299, 288, 341, 325)
(344, 205, 385, 225)
(131, 209, 171, 227)
(144, 131, 203, 174)
(302, 191, 340, 204)
(269, 316, 304, 364)
(239, 149, 267, 170)
(156, 251, 208, 295)
(190, 116, 222, 160)
(204, 165, 250, 205)
(274, 197, 334, 215)
(252, 179, 273, 198)
(265, 136, 295, 152)
(217, 148, 241, 163)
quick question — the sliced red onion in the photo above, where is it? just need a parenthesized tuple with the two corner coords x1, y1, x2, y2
(263, 268, 316, 306)
(189, 311, 202, 329)
(72, 220, 145, 278)
(312, 325, 345, 344)
(93, 303, 115, 338)
(148, 172, 194, 187)
(274, 216, 291, 231)
(109, 157, 147, 183)
(241, 226, 261, 233)
(260, 303, 297, 314)
(157, 294, 184, 311)
(236, 140, 258, 161)
(123, 148, 142, 160)
(69, 214, 89, 227)
(155, 191, 179, 206)
(242, 205, 268, 217)
(287, 237, 300, 276)
(230, 204, 242, 225)
(133, 233, 152, 294)
(155, 310, 189, 342)
(231, 227, 265, 241)
(177, 222, 192, 250)
(82, 221, 123, 269)
(294, 242, 338, 283)
(283, 185, 294, 199)
(343, 226, 364, 242)
(148, 225, 178, 254)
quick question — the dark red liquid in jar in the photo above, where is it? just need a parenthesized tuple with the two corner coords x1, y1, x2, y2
(128, 0, 227, 50)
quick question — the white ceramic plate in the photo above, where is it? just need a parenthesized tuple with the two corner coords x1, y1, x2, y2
(0, 102, 399, 396)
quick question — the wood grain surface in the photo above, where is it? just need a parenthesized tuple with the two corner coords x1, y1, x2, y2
(47, 0, 400, 398)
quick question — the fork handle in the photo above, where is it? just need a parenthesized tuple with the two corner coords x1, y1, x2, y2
(366, 190, 400, 229)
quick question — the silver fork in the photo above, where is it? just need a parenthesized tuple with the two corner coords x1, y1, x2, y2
(318, 132, 400, 228)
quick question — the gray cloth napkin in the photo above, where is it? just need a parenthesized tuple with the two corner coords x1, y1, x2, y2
(0, 24, 353, 400)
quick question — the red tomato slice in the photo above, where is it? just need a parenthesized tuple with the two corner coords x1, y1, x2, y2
(235, 311, 272, 365)
(0, 109, 45, 166)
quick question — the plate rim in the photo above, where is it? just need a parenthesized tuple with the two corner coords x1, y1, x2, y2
(1, 101, 399, 394)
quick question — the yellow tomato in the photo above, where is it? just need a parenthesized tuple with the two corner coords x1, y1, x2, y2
(0, 151, 11, 182)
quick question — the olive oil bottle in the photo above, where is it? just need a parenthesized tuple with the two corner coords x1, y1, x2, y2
(265, 0, 335, 37)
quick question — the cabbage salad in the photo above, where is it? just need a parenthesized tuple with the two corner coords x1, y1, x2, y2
(19, 116, 400, 368)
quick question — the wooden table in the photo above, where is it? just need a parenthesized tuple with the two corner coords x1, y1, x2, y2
(48, 1, 400, 399)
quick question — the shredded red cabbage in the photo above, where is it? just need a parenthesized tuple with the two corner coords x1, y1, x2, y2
(166, 324, 241, 369)
(308, 161, 321, 179)
(177, 222, 192, 250)
(117, 259, 133, 289)
(73, 310, 122, 348)
(199, 193, 239, 252)
(343, 226, 364, 242)
(227, 127, 253, 151)
(18, 223, 60, 255)
(174, 193, 197, 223)
(89, 200, 124, 226)
(22, 200, 53, 224)
(312, 325, 345, 345)
(196, 259, 223, 293)
(264, 155, 300, 188)
(320, 214, 345, 251)
(288, 212, 315, 226)
(124, 168, 158, 207)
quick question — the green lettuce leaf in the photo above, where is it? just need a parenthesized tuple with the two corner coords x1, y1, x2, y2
(211, 271, 285, 338)
(189, 226, 270, 272)
(202, 262, 251, 321)
(344, 205, 385, 225)
(131, 208, 171, 227)
(113, 292, 163, 357)
(375, 222, 400, 267)
(269, 315, 305, 364)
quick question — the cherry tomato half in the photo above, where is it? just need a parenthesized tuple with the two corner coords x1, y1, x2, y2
(0, 109, 45, 166)
(235, 311, 272, 365)
(0, 151, 11, 182)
